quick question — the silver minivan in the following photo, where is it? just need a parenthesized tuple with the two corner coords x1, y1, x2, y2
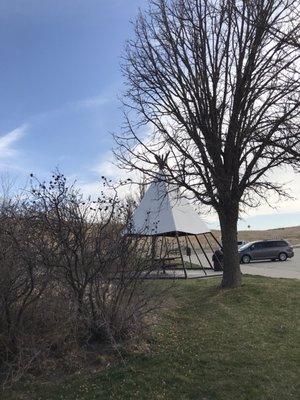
(239, 240, 294, 264)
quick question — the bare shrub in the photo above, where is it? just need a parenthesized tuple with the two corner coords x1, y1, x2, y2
(0, 173, 161, 387)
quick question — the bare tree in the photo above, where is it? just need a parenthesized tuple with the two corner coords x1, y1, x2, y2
(114, 0, 300, 288)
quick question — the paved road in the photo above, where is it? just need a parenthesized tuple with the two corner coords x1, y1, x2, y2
(179, 247, 300, 280)
(241, 247, 300, 279)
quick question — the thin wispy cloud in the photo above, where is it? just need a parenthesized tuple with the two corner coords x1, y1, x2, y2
(92, 151, 121, 178)
(75, 94, 111, 110)
(30, 92, 113, 126)
(0, 124, 28, 158)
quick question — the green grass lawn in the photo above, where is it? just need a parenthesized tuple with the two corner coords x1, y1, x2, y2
(3, 275, 300, 400)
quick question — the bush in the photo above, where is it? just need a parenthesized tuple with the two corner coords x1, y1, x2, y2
(0, 173, 160, 387)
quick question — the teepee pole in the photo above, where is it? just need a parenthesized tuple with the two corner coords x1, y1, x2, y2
(209, 231, 222, 249)
(151, 236, 157, 270)
(207, 232, 223, 271)
(158, 236, 164, 259)
(187, 236, 207, 276)
(194, 235, 214, 270)
(184, 234, 192, 268)
(158, 236, 165, 274)
(175, 233, 187, 279)
(203, 233, 215, 254)
(163, 235, 170, 257)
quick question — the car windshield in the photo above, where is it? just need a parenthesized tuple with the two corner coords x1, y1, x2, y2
(239, 242, 253, 251)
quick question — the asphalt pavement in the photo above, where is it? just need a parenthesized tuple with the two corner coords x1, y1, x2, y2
(178, 247, 300, 280)
(240, 247, 300, 279)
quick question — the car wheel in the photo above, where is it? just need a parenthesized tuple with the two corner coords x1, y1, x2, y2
(278, 252, 287, 261)
(242, 254, 251, 264)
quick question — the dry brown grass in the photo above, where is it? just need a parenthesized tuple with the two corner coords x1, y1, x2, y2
(159, 225, 300, 253)
(211, 225, 300, 246)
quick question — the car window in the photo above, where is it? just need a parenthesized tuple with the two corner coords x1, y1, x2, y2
(268, 240, 283, 247)
(276, 240, 287, 247)
(250, 242, 263, 250)
(264, 240, 287, 247)
(265, 241, 276, 247)
(239, 242, 252, 251)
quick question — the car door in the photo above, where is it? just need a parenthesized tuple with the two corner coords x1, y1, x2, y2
(249, 242, 266, 260)
(264, 241, 278, 259)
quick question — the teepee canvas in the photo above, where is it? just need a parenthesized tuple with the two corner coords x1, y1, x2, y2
(130, 173, 210, 237)
(128, 171, 222, 279)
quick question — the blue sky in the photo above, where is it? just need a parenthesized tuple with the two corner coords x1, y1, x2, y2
(0, 0, 299, 230)
(0, 0, 146, 179)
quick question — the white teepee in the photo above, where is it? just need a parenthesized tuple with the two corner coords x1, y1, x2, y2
(130, 173, 210, 237)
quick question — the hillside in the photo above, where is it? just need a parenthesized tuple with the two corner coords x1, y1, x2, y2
(211, 225, 300, 246)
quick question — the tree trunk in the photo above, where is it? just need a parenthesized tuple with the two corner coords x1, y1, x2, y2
(219, 209, 242, 288)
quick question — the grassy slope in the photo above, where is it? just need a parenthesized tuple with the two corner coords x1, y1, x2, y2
(184, 226, 300, 251)
(212, 225, 300, 246)
(4, 276, 300, 400)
